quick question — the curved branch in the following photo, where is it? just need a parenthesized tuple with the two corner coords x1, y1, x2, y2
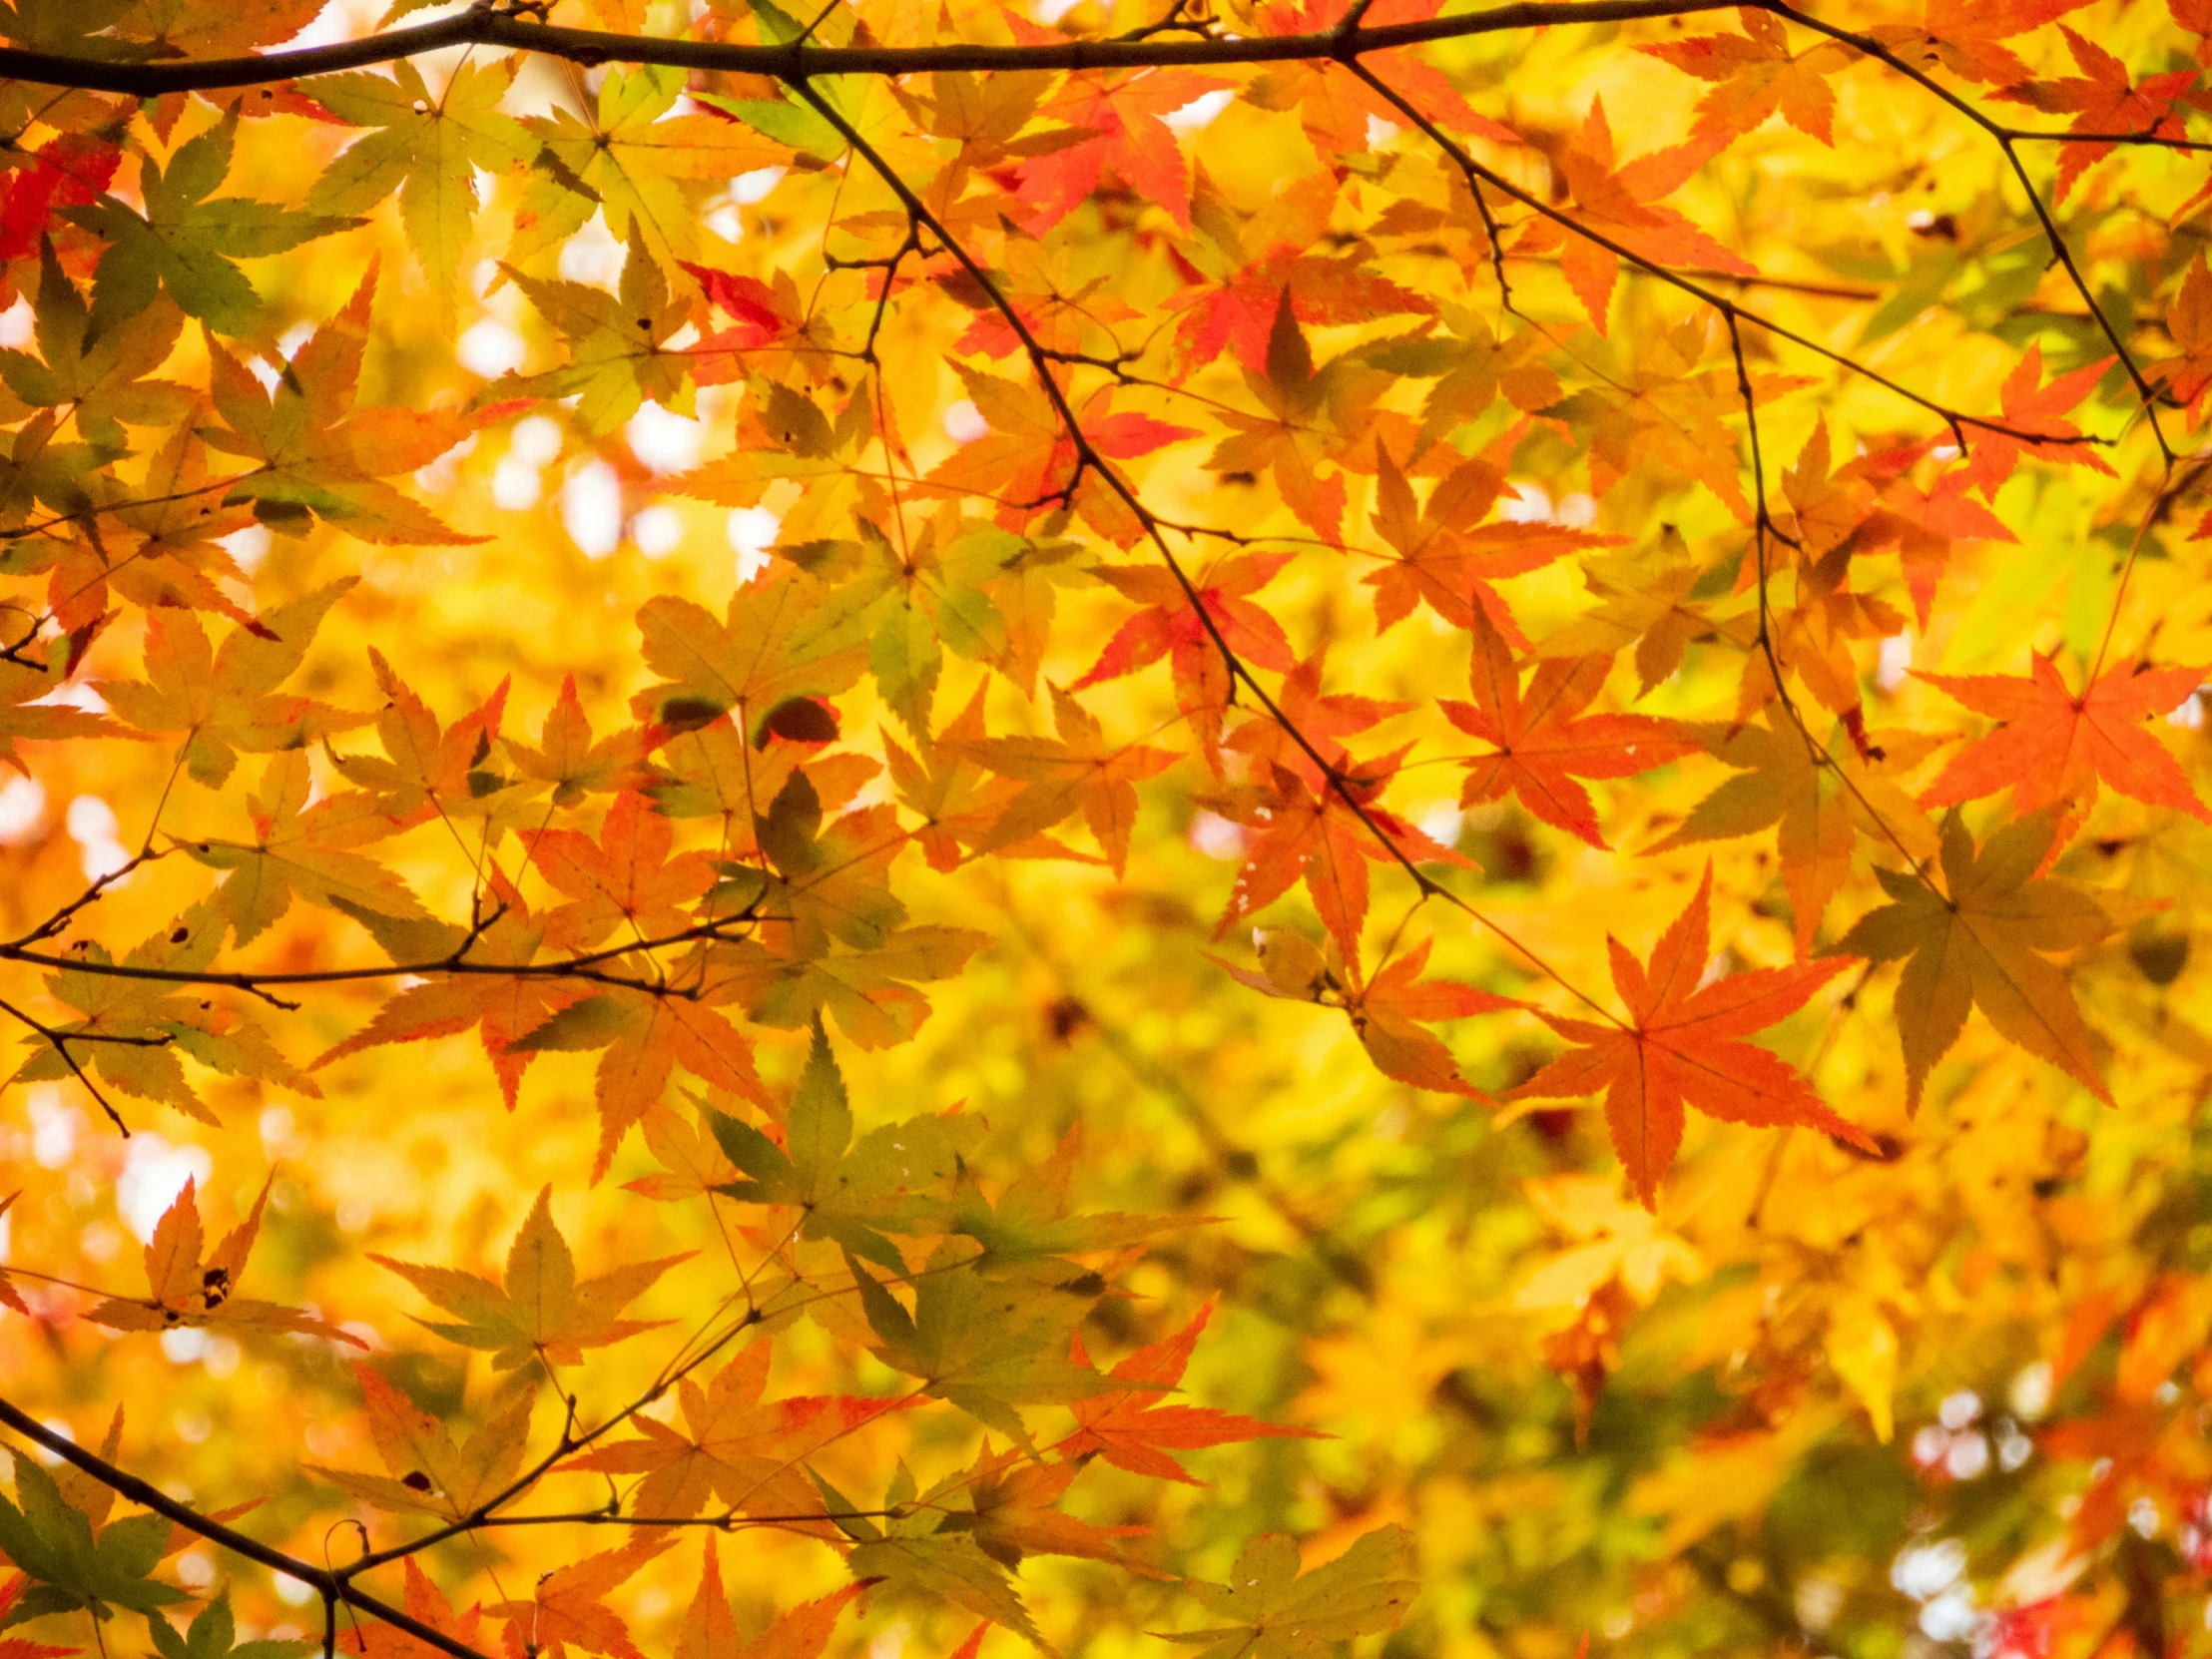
(0, 1395, 496, 1659)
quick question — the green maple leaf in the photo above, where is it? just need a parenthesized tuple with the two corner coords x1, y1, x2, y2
(371, 1186, 690, 1371)
(0, 1451, 187, 1628)
(63, 113, 356, 339)
(304, 56, 537, 321)
(1164, 1526, 1417, 1659)
(484, 231, 692, 435)
(706, 1018, 981, 1270)
(0, 243, 192, 451)
(844, 1244, 1119, 1442)
(149, 1588, 312, 1659)
(781, 521, 1025, 736)
(504, 64, 789, 273)
(818, 1463, 1041, 1644)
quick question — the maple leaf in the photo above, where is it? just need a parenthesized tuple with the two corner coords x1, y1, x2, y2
(630, 568, 870, 740)
(63, 112, 354, 338)
(10, 900, 319, 1124)
(486, 233, 693, 436)
(1951, 342, 2115, 500)
(203, 264, 478, 544)
(1209, 756, 1467, 965)
(510, 983, 769, 1181)
(188, 750, 429, 946)
(148, 1588, 310, 1659)
(847, 1243, 1122, 1442)
(673, 1538, 862, 1659)
(1075, 550, 1299, 750)
(306, 1363, 532, 1520)
(1217, 931, 1516, 1097)
(1243, 0, 1522, 156)
(884, 685, 1088, 871)
(1640, 8, 1854, 148)
(623, 1100, 740, 1205)
(950, 684, 1178, 877)
(558, 1339, 915, 1521)
(1918, 655, 2212, 840)
(925, 364, 1193, 547)
(705, 1017, 980, 1270)
(0, 633, 129, 777)
(1533, 540, 1748, 693)
(1056, 1305, 1324, 1483)
(1171, 171, 1433, 381)
(56, 426, 263, 631)
(486, 1536, 672, 1659)
(1652, 711, 1939, 957)
(1010, 65, 1234, 234)
(99, 578, 363, 789)
(523, 791, 718, 953)
(505, 65, 788, 272)
(0, 243, 191, 452)
(1509, 867, 1874, 1207)
(1440, 608, 1692, 848)
(776, 519, 1065, 735)
(371, 1185, 690, 1370)
(1204, 291, 1389, 543)
(505, 674, 662, 809)
(931, 1443, 1149, 1571)
(326, 649, 520, 835)
(0, 1450, 185, 1628)
(1162, 1525, 1416, 1659)
(336, 1559, 483, 1659)
(0, 129, 119, 265)
(1829, 811, 2119, 1111)
(304, 56, 537, 320)
(1511, 99, 1754, 334)
(1990, 28, 2194, 201)
(2149, 256, 2212, 422)
(1866, 0, 2092, 83)
(1364, 446, 1608, 642)
(87, 1175, 360, 1343)
(312, 871, 585, 1110)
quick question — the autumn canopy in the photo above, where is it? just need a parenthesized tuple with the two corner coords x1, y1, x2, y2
(0, 0, 2206, 1654)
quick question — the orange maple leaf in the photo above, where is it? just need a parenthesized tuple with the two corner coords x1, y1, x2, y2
(1917, 654, 2212, 834)
(1440, 609, 1692, 848)
(524, 791, 719, 953)
(1056, 1305, 1323, 1482)
(1209, 754, 1468, 963)
(1867, 0, 2091, 84)
(488, 1536, 672, 1659)
(558, 1340, 917, 1523)
(1952, 343, 2115, 500)
(1508, 867, 1873, 1208)
(1991, 27, 2194, 201)
(1513, 98, 1754, 334)
(1641, 8, 1853, 149)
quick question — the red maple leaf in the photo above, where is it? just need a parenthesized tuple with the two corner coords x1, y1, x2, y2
(1075, 552, 1300, 760)
(1008, 45, 1234, 235)
(1508, 866, 1873, 1208)
(1056, 1305, 1323, 1482)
